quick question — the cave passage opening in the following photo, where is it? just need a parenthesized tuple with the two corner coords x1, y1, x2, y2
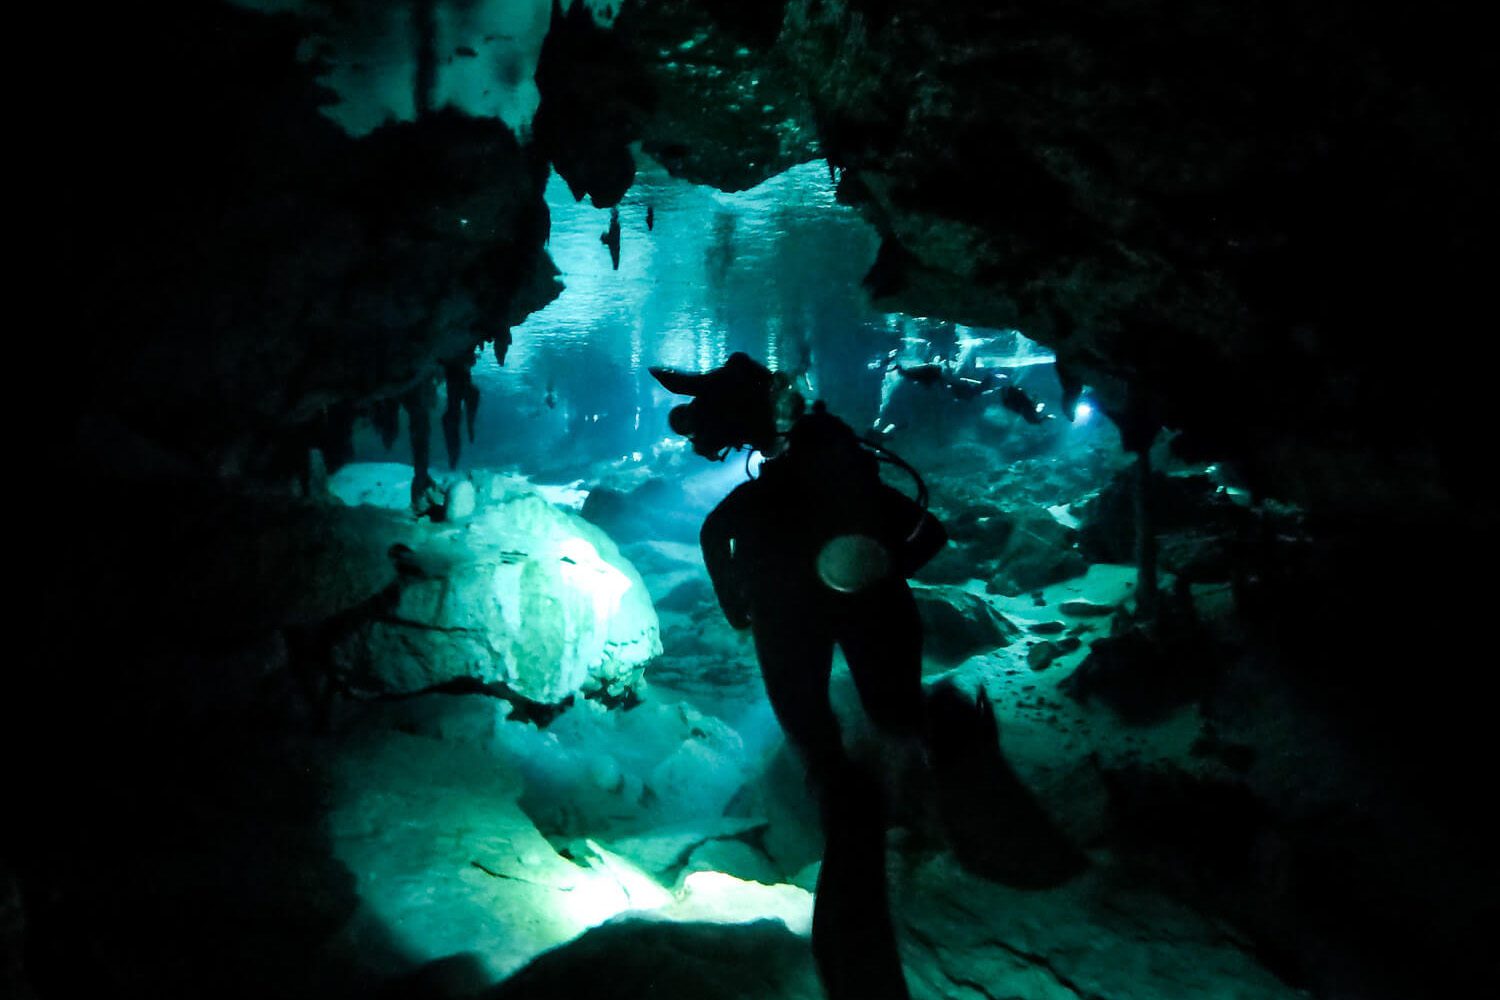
(311, 148, 1278, 998)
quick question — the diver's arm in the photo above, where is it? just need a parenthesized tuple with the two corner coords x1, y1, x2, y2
(876, 483, 949, 578)
(701, 486, 752, 629)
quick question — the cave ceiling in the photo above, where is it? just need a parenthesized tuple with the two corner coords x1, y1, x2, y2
(64, 0, 1497, 529)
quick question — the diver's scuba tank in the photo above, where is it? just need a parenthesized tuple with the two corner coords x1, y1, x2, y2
(653, 354, 946, 592)
(784, 402, 945, 594)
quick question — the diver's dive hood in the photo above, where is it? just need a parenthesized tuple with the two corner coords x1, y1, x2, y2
(650, 352, 792, 459)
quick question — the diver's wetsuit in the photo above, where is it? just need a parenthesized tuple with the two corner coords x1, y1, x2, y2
(700, 409, 942, 782)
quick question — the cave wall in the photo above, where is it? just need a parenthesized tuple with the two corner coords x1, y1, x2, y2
(63, 2, 559, 485)
(20, 2, 1500, 997)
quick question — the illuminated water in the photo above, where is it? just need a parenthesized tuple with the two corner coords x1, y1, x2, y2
(355, 157, 1064, 478)
(451, 159, 895, 473)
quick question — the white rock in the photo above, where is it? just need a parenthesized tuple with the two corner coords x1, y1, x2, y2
(589, 754, 624, 793)
(446, 479, 477, 521)
(331, 467, 661, 705)
(683, 839, 782, 886)
(327, 461, 415, 510)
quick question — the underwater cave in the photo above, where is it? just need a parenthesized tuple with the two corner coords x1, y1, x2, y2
(14, 1, 1498, 998)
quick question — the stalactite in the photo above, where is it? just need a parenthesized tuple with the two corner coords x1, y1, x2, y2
(411, 0, 438, 117)
(402, 380, 436, 507)
(371, 398, 401, 451)
(441, 354, 480, 469)
(1133, 440, 1159, 629)
(1112, 388, 1161, 630)
(315, 402, 356, 471)
(1054, 360, 1084, 422)
(441, 365, 463, 470)
(601, 206, 621, 270)
(464, 379, 480, 444)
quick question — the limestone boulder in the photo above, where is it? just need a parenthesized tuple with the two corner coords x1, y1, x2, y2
(987, 505, 1089, 597)
(913, 585, 1021, 664)
(331, 468, 661, 705)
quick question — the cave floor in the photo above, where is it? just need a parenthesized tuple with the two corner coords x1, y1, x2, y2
(308, 553, 1301, 999)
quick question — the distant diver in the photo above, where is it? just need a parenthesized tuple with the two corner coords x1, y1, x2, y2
(895, 362, 945, 387)
(999, 382, 1047, 424)
(895, 362, 1002, 399)
(894, 362, 1050, 421)
(645, 204, 654, 231)
(600, 206, 621, 270)
(1054, 359, 1084, 421)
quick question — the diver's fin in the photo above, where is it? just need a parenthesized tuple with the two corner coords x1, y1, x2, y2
(648, 352, 771, 397)
(813, 763, 911, 1000)
(648, 366, 711, 396)
(925, 681, 1089, 889)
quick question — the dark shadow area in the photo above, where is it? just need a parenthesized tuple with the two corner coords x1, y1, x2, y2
(1061, 623, 1219, 725)
(488, 918, 817, 1000)
(11, 473, 421, 999)
(926, 682, 1089, 889)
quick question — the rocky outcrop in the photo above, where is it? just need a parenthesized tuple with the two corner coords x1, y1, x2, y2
(580, 477, 704, 545)
(533, 0, 656, 207)
(328, 469, 661, 706)
(533, 0, 819, 206)
(491, 918, 823, 1000)
(912, 586, 1020, 663)
(616, 0, 819, 191)
(777, 0, 1493, 524)
(897, 855, 1301, 1000)
(67, 3, 559, 483)
(986, 505, 1089, 596)
(1076, 469, 1243, 579)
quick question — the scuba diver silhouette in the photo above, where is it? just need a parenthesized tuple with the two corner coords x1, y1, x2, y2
(653, 353, 947, 786)
(654, 353, 1089, 1000)
(654, 352, 948, 1000)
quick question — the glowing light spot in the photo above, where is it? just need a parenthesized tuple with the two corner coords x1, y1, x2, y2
(560, 871, 631, 928)
(677, 870, 814, 936)
(587, 840, 674, 910)
(1075, 401, 1093, 423)
(557, 538, 632, 613)
(558, 841, 672, 929)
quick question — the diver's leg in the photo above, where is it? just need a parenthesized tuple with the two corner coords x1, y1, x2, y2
(837, 584, 933, 832)
(752, 607, 843, 785)
(839, 584, 925, 740)
(813, 760, 911, 1000)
